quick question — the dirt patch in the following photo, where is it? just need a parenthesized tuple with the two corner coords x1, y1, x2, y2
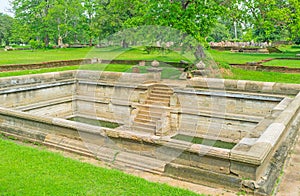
(220, 68, 233, 77)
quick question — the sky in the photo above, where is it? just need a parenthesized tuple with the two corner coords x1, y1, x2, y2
(0, 0, 13, 16)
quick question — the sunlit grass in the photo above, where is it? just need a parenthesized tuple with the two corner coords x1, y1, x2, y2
(0, 138, 201, 196)
(222, 68, 300, 84)
(0, 47, 191, 65)
(263, 60, 300, 68)
(209, 49, 297, 64)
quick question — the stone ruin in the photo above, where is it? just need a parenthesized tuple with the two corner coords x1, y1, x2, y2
(0, 70, 299, 195)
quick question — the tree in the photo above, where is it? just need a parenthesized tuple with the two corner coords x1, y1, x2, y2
(208, 22, 231, 42)
(47, 0, 84, 45)
(12, 0, 55, 47)
(140, 0, 228, 59)
(240, 0, 293, 42)
(0, 13, 14, 45)
(288, 0, 300, 43)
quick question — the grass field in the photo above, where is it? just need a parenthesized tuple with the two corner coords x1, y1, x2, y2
(0, 46, 299, 84)
(222, 68, 300, 84)
(0, 138, 201, 196)
(208, 49, 298, 64)
(0, 47, 191, 65)
(0, 63, 183, 80)
(208, 46, 300, 83)
(263, 60, 300, 68)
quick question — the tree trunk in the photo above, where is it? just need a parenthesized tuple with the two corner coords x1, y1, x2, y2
(89, 38, 93, 46)
(5, 39, 9, 46)
(44, 34, 49, 48)
(194, 45, 206, 60)
(121, 39, 128, 48)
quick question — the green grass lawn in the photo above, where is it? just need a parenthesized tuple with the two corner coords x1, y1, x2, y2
(278, 45, 300, 53)
(0, 138, 201, 196)
(208, 46, 300, 83)
(0, 48, 92, 65)
(222, 68, 300, 84)
(0, 63, 183, 80)
(0, 47, 191, 65)
(0, 64, 132, 78)
(208, 49, 298, 64)
(0, 46, 299, 84)
(263, 60, 300, 68)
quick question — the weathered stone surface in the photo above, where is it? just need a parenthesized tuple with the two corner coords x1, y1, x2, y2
(164, 163, 242, 189)
(0, 70, 299, 196)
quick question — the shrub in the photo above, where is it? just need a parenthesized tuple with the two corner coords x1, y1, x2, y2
(29, 39, 45, 50)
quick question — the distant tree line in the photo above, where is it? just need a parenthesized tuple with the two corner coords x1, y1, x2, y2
(0, 0, 300, 47)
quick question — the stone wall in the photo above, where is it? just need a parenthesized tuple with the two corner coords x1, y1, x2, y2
(0, 71, 288, 144)
(189, 77, 300, 95)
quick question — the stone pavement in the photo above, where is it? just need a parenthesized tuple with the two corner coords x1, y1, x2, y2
(276, 129, 300, 196)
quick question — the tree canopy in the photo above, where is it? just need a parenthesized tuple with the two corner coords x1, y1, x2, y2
(0, 0, 300, 46)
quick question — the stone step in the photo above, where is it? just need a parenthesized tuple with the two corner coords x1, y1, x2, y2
(135, 113, 162, 121)
(147, 97, 170, 102)
(151, 89, 173, 95)
(139, 106, 167, 112)
(138, 109, 163, 116)
(132, 125, 155, 133)
(134, 118, 151, 124)
(46, 134, 165, 174)
(134, 116, 158, 123)
(115, 152, 166, 174)
(133, 122, 156, 129)
(149, 92, 171, 98)
(146, 100, 169, 106)
(152, 85, 173, 91)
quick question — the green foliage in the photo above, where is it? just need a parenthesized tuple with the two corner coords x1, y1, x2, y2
(143, 0, 225, 43)
(7, 0, 300, 46)
(0, 138, 201, 196)
(291, 45, 300, 49)
(29, 39, 45, 50)
(208, 23, 231, 42)
(0, 13, 14, 46)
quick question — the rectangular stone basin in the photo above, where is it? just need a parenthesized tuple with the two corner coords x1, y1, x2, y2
(0, 70, 299, 195)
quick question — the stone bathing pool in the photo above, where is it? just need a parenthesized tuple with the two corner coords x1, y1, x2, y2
(0, 70, 299, 195)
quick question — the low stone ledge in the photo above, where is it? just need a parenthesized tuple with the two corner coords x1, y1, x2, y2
(0, 71, 76, 88)
(175, 87, 282, 101)
(15, 96, 73, 111)
(272, 97, 293, 112)
(164, 163, 242, 189)
(256, 123, 286, 147)
(230, 92, 300, 180)
(189, 77, 300, 95)
(0, 79, 75, 95)
(274, 92, 300, 125)
(0, 107, 53, 124)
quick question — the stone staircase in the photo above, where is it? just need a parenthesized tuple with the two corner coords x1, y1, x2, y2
(146, 84, 173, 106)
(132, 84, 173, 134)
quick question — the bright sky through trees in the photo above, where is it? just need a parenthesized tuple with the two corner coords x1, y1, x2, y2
(0, 0, 12, 15)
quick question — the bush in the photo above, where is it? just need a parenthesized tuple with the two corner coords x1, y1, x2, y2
(291, 45, 300, 49)
(29, 40, 45, 50)
(218, 62, 231, 69)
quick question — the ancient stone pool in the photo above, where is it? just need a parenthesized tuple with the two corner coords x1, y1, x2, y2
(0, 70, 299, 195)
